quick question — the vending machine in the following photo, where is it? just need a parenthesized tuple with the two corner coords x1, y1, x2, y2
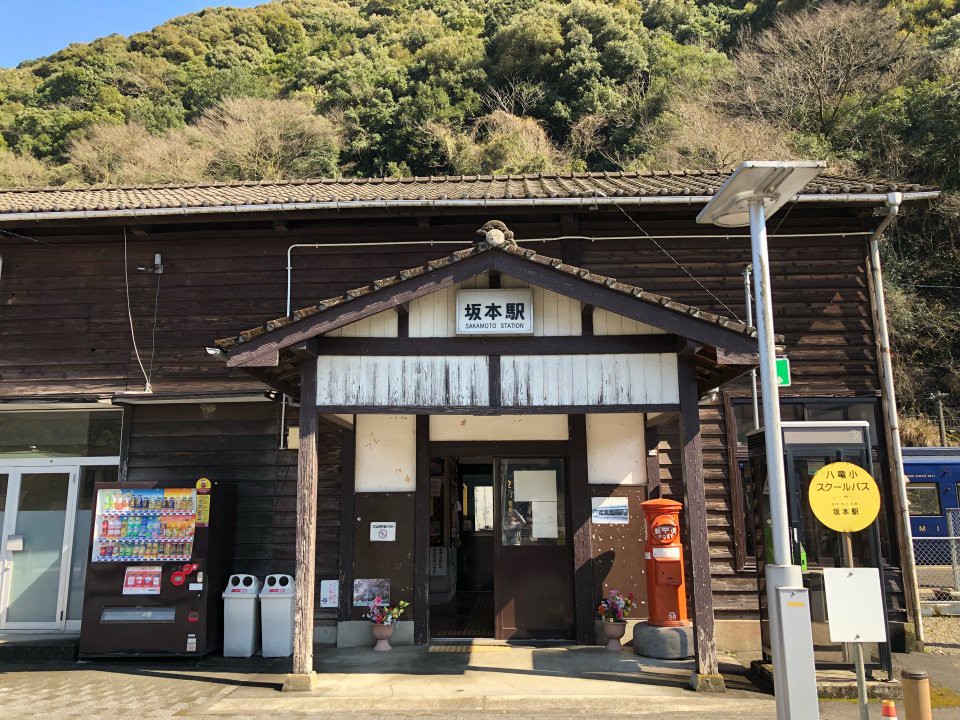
(79, 478, 234, 658)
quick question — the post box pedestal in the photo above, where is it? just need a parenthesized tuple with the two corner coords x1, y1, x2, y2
(633, 620, 694, 660)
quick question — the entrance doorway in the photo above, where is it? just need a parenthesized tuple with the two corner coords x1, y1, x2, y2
(429, 452, 574, 640)
(0, 462, 117, 631)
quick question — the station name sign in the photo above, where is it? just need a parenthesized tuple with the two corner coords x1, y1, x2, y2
(456, 288, 534, 335)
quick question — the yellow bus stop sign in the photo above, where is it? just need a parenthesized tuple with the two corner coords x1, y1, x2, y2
(808, 462, 880, 533)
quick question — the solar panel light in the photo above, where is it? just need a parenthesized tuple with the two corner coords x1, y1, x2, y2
(698, 159, 826, 720)
(696, 160, 826, 228)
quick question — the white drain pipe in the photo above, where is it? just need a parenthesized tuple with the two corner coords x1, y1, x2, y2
(868, 191, 924, 644)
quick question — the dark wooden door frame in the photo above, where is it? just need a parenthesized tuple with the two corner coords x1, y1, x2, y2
(493, 453, 576, 641)
(421, 440, 578, 642)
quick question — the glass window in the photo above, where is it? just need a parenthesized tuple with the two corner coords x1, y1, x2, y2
(473, 486, 494, 531)
(500, 458, 566, 547)
(0, 410, 122, 457)
(67, 466, 118, 621)
(907, 483, 942, 517)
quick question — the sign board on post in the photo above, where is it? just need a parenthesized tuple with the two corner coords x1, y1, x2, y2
(822, 567, 887, 643)
(776, 356, 791, 387)
(456, 289, 534, 335)
(808, 462, 881, 532)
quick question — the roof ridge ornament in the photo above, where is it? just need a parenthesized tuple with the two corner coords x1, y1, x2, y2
(475, 220, 515, 248)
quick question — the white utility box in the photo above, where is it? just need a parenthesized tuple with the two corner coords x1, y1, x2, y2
(222, 574, 262, 658)
(260, 574, 295, 658)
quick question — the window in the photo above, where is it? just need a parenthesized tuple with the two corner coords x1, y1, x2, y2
(0, 410, 122, 457)
(727, 397, 884, 569)
(907, 482, 942, 517)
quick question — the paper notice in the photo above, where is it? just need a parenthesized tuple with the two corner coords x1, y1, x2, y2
(591, 496, 629, 524)
(531, 501, 558, 538)
(514, 470, 557, 502)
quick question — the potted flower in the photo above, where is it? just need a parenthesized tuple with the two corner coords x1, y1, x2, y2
(364, 596, 409, 651)
(597, 590, 636, 651)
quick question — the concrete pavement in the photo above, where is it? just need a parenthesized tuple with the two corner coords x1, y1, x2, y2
(0, 644, 957, 718)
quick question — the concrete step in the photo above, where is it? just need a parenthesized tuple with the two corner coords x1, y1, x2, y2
(0, 633, 78, 663)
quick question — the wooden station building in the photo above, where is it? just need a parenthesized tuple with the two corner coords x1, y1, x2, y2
(0, 172, 937, 685)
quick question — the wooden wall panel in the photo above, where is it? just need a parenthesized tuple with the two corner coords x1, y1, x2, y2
(0, 205, 885, 627)
(124, 401, 343, 615)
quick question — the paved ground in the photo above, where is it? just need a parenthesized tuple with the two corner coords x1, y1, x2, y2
(0, 644, 956, 719)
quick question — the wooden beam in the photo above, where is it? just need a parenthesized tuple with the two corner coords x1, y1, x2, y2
(319, 403, 679, 416)
(489, 252, 759, 355)
(225, 246, 760, 367)
(568, 415, 594, 644)
(338, 423, 356, 622)
(414, 415, 430, 645)
(644, 422, 662, 500)
(119, 404, 133, 483)
(721, 391, 748, 572)
(305, 334, 679, 356)
(320, 413, 354, 430)
(677, 353, 722, 688)
(292, 354, 319, 678)
(489, 354, 501, 407)
(226, 250, 498, 366)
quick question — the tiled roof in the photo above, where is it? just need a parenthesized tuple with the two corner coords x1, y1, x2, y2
(0, 171, 936, 217)
(215, 238, 757, 353)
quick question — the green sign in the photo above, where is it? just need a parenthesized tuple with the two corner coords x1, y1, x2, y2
(776, 357, 791, 387)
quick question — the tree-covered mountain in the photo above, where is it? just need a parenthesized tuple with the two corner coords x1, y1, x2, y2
(0, 0, 958, 426)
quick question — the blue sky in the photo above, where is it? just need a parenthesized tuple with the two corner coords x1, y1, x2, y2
(0, 1, 265, 68)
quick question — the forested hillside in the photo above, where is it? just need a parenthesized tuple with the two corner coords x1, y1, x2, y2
(0, 0, 957, 425)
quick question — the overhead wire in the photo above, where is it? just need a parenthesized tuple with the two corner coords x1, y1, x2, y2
(123, 227, 153, 393)
(610, 200, 745, 323)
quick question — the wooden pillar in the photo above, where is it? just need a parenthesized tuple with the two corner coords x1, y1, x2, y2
(338, 422, 356, 623)
(677, 352, 724, 691)
(285, 353, 319, 690)
(414, 415, 430, 645)
(568, 414, 594, 644)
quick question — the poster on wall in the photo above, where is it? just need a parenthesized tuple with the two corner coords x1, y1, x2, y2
(591, 497, 630, 524)
(319, 579, 339, 608)
(430, 546, 448, 576)
(353, 578, 390, 607)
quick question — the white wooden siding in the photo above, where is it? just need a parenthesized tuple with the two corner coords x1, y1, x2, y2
(408, 274, 581, 337)
(316, 355, 489, 407)
(325, 308, 398, 337)
(592, 308, 664, 336)
(499, 353, 678, 407)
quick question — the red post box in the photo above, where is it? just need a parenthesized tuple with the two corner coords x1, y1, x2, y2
(640, 498, 688, 627)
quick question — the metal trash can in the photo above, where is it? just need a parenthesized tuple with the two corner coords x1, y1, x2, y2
(259, 574, 295, 658)
(222, 574, 261, 658)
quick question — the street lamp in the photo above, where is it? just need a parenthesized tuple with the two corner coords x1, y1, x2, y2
(698, 161, 825, 720)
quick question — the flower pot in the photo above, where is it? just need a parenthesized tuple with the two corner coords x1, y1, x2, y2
(602, 620, 627, 652)
(371, 623, 395, 652)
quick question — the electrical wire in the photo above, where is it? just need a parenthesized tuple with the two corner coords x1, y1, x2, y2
(147, 269, 161, 384)
(611, 201, 745, 323)
(0, 228, 62, 248)
(123, 227, 152, 393)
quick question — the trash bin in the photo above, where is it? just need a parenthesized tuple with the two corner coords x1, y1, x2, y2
(222, 574, 261, 658)
(260, 574, 295, 658)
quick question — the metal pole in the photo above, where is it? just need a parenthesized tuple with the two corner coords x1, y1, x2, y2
(749, 199, 791, 569)
(842, 532, 870, 720)
(948, 511, 960, 593)
(744, 265, 760, 432)
(750, 198, 818, 719)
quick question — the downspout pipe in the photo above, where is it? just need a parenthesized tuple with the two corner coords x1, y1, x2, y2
(869, 191, 924, 645)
